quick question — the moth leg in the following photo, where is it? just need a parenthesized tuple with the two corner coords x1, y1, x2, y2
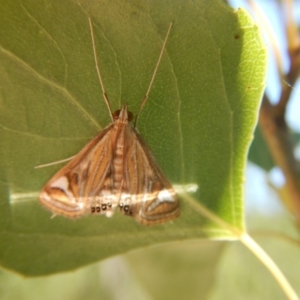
(35, 156, 75, 169)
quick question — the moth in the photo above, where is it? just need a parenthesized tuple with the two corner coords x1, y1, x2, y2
(39, 18, 180, 225)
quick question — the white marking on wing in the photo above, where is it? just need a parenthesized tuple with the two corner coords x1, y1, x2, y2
(50, 176, 75, 203)
(50, 176, 68, 189)
(120, 193, 132, 202)
(145, 189, 176, 213)
(157, 189, 175, 203)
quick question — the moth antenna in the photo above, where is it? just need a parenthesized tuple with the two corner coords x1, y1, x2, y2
(134, 22, 173, 127)
(88, 17, 113, 121)
(35, 156, 75, 169)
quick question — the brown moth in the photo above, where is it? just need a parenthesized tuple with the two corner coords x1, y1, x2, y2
(39, 18, 179, 225)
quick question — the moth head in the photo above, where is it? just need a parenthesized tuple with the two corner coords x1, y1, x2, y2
(112, 107, 134, 122)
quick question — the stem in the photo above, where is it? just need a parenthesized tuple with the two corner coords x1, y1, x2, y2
(259, 95, 300, 226)
(240, 233, 299, 300)
(183, 193, 299, 300)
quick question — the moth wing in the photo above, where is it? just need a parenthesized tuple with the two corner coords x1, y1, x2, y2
(120, 125, 180, 225)
(39, 124, 117, 218)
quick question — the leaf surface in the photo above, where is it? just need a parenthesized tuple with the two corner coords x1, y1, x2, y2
(0, 0, 266, 275)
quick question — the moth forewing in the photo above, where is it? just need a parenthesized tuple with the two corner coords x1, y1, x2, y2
(39, 19, 179, 225)
(118, 121, 179, 225)
(40, 122, 116, 218)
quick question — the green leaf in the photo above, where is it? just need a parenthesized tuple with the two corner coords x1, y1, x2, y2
(211, 213, 300, 299)
(0, 241, 224, 300)
(0, 0, 267, 275)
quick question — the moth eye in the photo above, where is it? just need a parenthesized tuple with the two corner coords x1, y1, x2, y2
(102, 204, 107, 210)
(113, 110, 121, 120)
(127, 111, 134, 122)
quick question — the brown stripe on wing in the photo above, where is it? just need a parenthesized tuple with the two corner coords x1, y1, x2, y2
(86, 120, 127, 216)
(39, 123, 115, 218)
(119, 124, 180, 225)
